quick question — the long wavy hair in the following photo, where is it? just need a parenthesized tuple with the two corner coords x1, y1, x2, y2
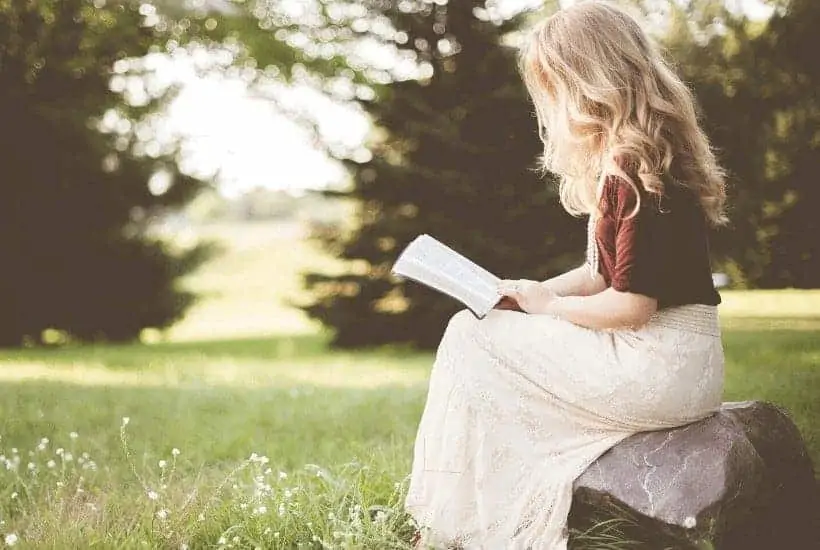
(518, 0, 727, 225)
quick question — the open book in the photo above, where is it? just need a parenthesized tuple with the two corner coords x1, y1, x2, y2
(391, 234, 502, 318)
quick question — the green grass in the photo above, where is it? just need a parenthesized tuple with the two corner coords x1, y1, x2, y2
(0, 222, 816, 548)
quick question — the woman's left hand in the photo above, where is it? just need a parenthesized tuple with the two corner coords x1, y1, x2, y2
(497, 279, 558, 315)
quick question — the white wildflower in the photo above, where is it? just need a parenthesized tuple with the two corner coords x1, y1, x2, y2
(10, 448, 17, 454)
(180, 544, 189, 550)
(217, 536, 226, 545)
(278, 471, 287, 480)
(121, 417, 130, 427)
(197, 513, 205, 522)
(10, 492, 18, 500)
(63, 453, 73, 462)
(158, 460, 167, 469)
(55, 448, 64, 456)
(374, 510, 388, 523)
(263, 527, 271, 535)
(69, 432, 79, 440)
(156, 509, 168, 520)
(171, 448, 180, 457)
(27, 462, 35, 471)
(147, 490, 159, 501)
(4, 533, 18, 546)
(253, 505, 267, 515)
(273, 532, 280, 539)
(232, 537, 239, 543)
(683, 516, 697, 529)
(47, 460, 56, 468)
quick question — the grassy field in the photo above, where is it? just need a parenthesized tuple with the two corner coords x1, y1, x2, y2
(0, 221, 817, 548)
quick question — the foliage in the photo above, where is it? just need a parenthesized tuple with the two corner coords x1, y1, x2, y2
(0, 0, 213, 346)
(657, 0, 820, 287)
(289, 0, 581, 349)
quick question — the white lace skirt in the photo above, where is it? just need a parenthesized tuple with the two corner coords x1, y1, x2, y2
(404, 304, 724, 550)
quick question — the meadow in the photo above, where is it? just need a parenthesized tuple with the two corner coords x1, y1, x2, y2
(0, 221, 817, 549)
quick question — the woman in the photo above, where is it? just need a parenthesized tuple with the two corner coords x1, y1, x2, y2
(404, 1, 728, 549)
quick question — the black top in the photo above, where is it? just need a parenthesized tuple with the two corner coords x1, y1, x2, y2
(595, 174, 721, 309)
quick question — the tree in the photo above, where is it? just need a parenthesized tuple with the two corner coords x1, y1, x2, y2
(658, 0, 820, 287)
(295, 0, 583, 349)
(0, 0, 212, 346)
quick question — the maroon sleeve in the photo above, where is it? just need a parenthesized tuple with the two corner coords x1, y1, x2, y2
(607, 177, 663, 299)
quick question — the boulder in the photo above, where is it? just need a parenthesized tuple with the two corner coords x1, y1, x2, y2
(572, 401, 819, 549)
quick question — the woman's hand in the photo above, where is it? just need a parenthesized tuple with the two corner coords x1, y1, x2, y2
(497, 279, 558, 315)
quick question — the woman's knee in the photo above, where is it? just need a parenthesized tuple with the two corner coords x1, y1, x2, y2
(445, 309, 479, 337)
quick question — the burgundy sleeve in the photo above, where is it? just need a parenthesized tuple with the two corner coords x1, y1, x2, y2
(608, 178, 663, 299)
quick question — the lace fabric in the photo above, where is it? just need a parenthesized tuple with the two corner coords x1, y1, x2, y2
(405, 305, 724, 549)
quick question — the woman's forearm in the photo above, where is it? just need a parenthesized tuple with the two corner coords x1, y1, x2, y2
(544, 288, 658, 330)
(540, 264, 607, 297)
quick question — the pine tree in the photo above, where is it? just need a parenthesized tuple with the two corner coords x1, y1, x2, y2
(301, 0, 584, 349)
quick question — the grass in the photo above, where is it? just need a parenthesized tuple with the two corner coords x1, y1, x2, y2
(0, 221, 817, 548)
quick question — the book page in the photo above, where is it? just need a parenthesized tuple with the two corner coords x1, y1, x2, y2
(391, 235, 501, 317)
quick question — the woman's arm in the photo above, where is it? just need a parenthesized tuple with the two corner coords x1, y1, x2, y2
(544, 288, 657, 330)
(540, 264, 607, 297)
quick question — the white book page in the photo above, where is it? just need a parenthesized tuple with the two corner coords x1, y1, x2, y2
(391, 234, 501, 317)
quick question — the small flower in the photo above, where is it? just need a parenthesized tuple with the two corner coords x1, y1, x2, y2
(180, 544, 189, 550)
(27, 462, 35, 471)
(69, 432, 79, 440)
(158, 460, 167, 469)
(156, 509, 168, 520)
(171, 448, 180, 457)
(217, 536, 226, 545)
(147, 490, 159, 501)
(4, 533, 18, 546)
(55, 448, 64, 456)
(10, 492, 18, 500)
(273, 532, 280, 539)
(253, 505, 267, 515)
(47, 460, 56, 468)
(10, 448, 17, 455)
(63, 453, 73, 462)
(263, 528, 271, 536)
(239, 503, 248, 510)
(197, 513, 205, 522)
(121, 417, 130, 427)
(278, 471, 287, 480)
(232, 537, 239, 544)
(683, 516, 697, 529)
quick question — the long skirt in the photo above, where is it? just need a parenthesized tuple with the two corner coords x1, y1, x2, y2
(404, 304, 724, 550)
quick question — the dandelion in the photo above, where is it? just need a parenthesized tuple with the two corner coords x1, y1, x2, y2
(121, 417, 130, 427)
(69, 432, 79, 440)
(4, 533, 18, 546)
(47, 460, 56, 468)
(156, 509, 168, 520)
(158, 460, 167, 469)
(171, 448, 180, 457)
(147, 490, 159, 501)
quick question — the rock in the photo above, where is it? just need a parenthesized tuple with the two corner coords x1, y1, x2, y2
(572, 401, 819, 549)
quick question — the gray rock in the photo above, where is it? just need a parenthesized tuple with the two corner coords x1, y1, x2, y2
(572, 401, 819, 549)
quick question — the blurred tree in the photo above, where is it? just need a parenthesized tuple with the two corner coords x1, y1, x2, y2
(658, 0, 820, 287)
(0, 0, 213, 346)
(293, 0, 583, 349)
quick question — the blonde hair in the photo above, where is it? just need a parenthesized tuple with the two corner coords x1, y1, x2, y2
(519, 0, 727, 225)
